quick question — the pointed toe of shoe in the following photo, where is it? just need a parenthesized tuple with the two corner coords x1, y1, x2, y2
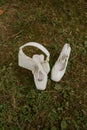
(51, 69, 64, 82)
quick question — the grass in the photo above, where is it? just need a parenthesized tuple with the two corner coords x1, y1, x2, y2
(0, 0, 87, 129)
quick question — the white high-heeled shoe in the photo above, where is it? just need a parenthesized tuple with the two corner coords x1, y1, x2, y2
(51, 43, 71, 82)
(18, 42, 50, 90)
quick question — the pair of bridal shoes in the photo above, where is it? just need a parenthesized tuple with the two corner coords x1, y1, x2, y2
(18, 42, 71, 90)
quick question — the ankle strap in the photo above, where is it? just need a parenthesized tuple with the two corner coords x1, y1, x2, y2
(19, 42, 50, 61)
(18, 42, 50, 71)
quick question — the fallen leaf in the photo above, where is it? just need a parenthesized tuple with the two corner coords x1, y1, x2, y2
(0, 9, 4, 15)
